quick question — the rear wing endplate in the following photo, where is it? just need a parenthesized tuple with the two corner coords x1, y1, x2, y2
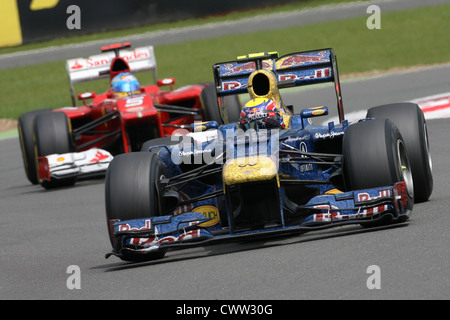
(213, 48, 344, 122)
(66, 44, 157, 106)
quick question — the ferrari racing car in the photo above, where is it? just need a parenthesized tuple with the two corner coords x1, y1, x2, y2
(104, 49, 433, 262)
(18, 42, 240, 188)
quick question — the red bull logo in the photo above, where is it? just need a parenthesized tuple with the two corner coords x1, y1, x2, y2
(223, 62, 256, 76)
(276, 51, 329, 69)
(278, 68, 331, 82)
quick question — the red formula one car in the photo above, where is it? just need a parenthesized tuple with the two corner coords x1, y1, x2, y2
(18, 42, 241, 188)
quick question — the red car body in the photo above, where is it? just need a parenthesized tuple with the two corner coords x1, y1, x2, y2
(18, 43, 229, 188)
(63, 42, 217, 154)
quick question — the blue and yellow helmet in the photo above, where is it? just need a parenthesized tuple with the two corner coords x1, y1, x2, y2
(240, 98, 286, 130)
(111, 72, 141, 98)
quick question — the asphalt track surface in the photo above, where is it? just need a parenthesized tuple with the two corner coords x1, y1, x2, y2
(1, 64, 450, 300)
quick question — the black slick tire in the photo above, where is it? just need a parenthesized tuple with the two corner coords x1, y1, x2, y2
(200, 82, 242, 124)
(342, 118, 414, 226)
(33, 111, 75, 189)
(105, 152, 167, 261)
(366, 103, 433, 202)
(18, 109, 51, 184)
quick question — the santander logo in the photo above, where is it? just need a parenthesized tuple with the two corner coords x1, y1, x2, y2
(69, 49, 150, 70)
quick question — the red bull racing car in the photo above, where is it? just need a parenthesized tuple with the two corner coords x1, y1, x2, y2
(18, 42, 241, 188)
(104, 48, 433, 262)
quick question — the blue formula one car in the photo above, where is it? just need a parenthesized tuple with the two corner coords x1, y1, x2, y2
(104, 49, 433, 262)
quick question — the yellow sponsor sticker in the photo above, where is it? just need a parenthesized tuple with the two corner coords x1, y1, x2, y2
(222, 155, 278, 185)
(312, 109, 326, 116)
(193, 205, 220, 227)
(325, 188, 343, 194)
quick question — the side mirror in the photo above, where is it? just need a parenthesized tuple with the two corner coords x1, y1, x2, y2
(78, 92, 96, 105)
(300, 106, 328, 118)
(157, 78, 175, 90)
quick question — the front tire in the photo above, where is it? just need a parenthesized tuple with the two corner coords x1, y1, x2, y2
(33, 111, 75, 189)
(342, 119, 414, 226)
(18, 109, 50, 184)
(105, 152, 167, 261)
(366, 103, 433, 202)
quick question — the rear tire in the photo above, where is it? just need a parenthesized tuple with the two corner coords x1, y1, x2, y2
(200, 82, 242, 124)
(33, 111, 75, 189)
(221, 94, 242, 123)
(366, 103, 433, 202)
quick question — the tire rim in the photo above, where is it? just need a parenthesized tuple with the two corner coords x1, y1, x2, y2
(398, 139, 414, 198)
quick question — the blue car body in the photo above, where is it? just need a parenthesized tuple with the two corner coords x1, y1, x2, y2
(106, 49, 412, 261)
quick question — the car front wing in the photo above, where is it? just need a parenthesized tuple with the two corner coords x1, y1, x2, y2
(106, 181, 410, 260)
(38, 147, 113, 182)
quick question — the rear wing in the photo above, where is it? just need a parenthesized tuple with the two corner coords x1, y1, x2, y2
(213, 48, 344, 122)
(66, 43, 157, 106)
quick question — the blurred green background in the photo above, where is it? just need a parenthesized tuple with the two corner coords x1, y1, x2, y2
(1, 0, 449, 119)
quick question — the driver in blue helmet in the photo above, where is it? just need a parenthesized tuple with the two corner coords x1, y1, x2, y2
(239, 97, 288, 130)
(110, 72, 141, 98)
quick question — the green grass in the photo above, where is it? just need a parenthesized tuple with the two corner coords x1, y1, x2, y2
(1, 3, 450, 119)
